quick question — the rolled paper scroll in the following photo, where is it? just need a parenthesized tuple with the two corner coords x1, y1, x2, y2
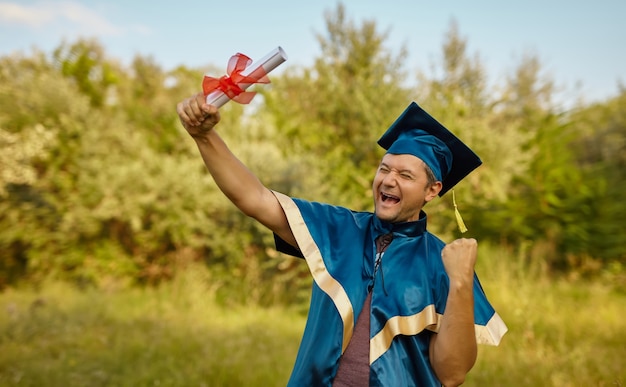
(203, 46, 288, 108)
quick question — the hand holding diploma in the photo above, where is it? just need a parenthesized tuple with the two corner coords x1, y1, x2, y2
(203, 47, 288, 108)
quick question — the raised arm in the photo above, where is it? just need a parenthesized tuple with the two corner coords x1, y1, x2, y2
(429, 238, 479, 387)
(176, 92, 297, 248)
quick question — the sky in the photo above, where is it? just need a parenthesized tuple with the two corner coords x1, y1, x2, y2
(1, 0, 625, 107)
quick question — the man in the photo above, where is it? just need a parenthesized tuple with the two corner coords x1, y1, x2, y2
(177, 94, 507, 386)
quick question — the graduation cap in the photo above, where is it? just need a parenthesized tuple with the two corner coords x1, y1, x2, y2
(378, 102, 482, 197)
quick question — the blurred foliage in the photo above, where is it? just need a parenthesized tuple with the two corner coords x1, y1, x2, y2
(0, 5, 624, 299)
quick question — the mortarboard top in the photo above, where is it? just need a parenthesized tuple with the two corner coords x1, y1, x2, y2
(377, 102, 482, 197)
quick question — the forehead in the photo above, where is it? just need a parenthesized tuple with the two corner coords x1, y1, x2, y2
(380, 153, 425, 170)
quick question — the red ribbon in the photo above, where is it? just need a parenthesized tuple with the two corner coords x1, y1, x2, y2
(202, 53, 270, 104)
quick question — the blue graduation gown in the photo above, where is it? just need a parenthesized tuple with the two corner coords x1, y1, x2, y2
(272, 192, 507, 387)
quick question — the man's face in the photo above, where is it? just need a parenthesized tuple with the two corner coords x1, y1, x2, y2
(372, 153, 441, 223)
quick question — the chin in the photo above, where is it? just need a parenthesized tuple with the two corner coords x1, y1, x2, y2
(374, 210, 395, 223)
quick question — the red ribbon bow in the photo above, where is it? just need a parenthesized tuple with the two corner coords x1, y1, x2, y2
(202, 53, 270, 104)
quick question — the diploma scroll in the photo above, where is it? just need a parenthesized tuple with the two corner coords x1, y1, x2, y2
(205, 46, 288, 108)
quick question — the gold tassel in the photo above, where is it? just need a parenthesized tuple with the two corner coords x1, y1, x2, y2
(453, 189, 468, 233)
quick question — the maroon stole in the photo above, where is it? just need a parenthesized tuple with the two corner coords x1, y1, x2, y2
(333, 234, 393, 386)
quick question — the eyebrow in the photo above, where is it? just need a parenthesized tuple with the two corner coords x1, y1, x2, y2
(380, 162, 416, 175)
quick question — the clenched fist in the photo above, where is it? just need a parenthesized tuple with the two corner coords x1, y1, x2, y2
(441, 238, 477, 286)
(176, 92, 221, 140)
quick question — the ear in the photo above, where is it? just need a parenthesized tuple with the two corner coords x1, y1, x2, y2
(424, 181, 442, 202)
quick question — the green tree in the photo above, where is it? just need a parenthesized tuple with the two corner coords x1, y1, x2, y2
(469, 52, 559, 242)
(264, 3, 412, 209)
(0, 50, 92, 287)
(478, 52, 601, 272)
(52, 38, 120, 107)
(567, 89, 626, 267)
(413, 21, 498, 237)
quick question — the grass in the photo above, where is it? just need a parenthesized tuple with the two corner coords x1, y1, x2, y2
(469, 279, 625, 386)
(1, 246, 625, 386)
(0, 268, 303, 386)
(467, 244, 626, 386)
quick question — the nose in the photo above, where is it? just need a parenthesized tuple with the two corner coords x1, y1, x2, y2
(381, 172, 397, 187)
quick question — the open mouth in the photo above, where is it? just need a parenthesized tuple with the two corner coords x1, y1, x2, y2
(381, 192, 400, 204)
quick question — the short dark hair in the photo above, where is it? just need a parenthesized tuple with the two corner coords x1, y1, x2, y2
(423, 162, 438, 187)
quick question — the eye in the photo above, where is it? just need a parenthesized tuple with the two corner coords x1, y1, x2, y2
(379, 165, 390, 173)
(400, 173, 414, 180)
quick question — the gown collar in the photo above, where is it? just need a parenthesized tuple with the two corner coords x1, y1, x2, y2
(372, 211, 427, 238)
